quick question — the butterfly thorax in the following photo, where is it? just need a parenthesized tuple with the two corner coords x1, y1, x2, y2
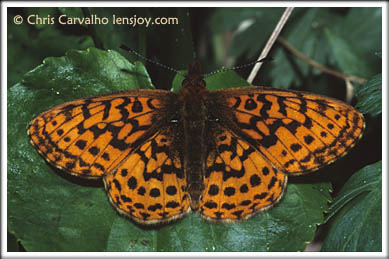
(179, 61, 208, 210)
(179, 61, 208, 102)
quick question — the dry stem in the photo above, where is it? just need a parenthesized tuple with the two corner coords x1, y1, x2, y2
(247, 7, 294, 83)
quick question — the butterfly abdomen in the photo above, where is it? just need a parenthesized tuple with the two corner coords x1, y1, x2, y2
(181, 90, 208, 210)
(179, 62, 212, 210)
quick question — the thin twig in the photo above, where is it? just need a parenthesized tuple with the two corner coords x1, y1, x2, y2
(247, 7, 294, 84)
(278, 37, 367, 85)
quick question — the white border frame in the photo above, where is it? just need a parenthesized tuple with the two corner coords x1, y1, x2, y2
(1, 1, 387, 258)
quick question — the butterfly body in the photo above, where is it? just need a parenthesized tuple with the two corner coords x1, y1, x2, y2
(28, 61, 365, 225)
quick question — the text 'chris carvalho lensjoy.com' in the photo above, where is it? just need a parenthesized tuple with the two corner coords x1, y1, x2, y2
(13, 14, 179, 27)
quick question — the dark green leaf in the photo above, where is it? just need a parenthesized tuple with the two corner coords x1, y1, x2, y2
(355, 74, 382, 116)
(339, 8, 382, 69)
(321, 161, 382, 251)
(325, 28, 372, 78)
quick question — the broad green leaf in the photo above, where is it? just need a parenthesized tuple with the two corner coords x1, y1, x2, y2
(8, 48, 332, 252)
(106, 183, 331, 252)
(321, 161, 382, 252)
(7, 48, 151, 252)
(356, 74, 382, 116)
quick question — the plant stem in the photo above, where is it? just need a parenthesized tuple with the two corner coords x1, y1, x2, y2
(247, 7, 294, 84)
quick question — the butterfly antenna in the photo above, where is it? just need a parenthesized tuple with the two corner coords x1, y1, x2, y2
(120, 44, 185, 76)
(202, 57, 272, 78)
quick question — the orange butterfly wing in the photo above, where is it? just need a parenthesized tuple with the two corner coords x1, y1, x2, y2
(29, 89, 191, 224)
(28, 90, 169, 178)
(200, 127, 286, 221)
(199, 86, 364, 221)
(104, 131, 190, 224)
(218, 87, 364, 174)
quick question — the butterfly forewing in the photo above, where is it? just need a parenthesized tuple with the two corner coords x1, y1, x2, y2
(213, 87, 365, 175)
(28, 90, 172, 178)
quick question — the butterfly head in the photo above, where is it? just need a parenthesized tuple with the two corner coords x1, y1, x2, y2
(180, 61, 207, 99)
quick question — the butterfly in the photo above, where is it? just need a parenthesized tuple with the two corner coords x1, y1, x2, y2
(28, 60, 365, 225)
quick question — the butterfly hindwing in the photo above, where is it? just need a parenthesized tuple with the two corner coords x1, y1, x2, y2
(200, 126, 287, 221)
(103, 130, 190, 224)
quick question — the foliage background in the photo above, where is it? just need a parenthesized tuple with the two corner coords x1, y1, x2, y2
(7, 7, 382, 252)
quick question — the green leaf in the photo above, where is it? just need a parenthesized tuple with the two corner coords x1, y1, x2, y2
(325, 28, 373, 78)
(22, 48, 153, 100)
(171, 68, 250, 92)
(8, 48, 332, 251)
(355, 74, 382, 116)
(339, 8, 382, 69)
(321, 161, 382, 252)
